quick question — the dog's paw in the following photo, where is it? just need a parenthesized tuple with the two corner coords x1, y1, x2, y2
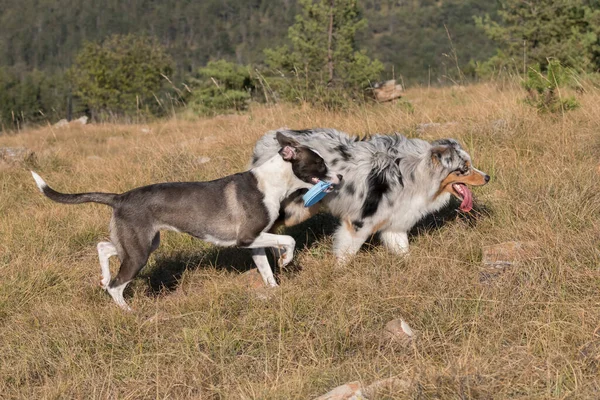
(99, 276, 110, 290)
(278, 251, 294, 268)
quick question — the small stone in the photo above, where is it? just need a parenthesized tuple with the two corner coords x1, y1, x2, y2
(141, 128, 151, 133)
(0, 147, 35, 165)
(381, 318, 415, 348)
(313, 381, 362, 400)
(194, 156, 211, 165)
(73, 116, 88, 125)
(361, 377, 411, 398)
(482, 241, 529, 269)
(372, 79, 403, 102)
(54, 119, 68, 127)
(480, 241, 539, 285)
(314, 377, 411, 400)
(237, 268, 266, 290)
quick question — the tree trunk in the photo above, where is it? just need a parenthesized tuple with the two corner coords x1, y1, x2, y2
(327, 0, 334, 86)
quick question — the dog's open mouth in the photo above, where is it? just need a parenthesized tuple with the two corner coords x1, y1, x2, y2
(452, 183, 473, 212)
(311, 177, 338, 192)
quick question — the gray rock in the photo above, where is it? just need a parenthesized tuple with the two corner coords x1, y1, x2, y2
(361, 377, 411, 399)
(482, 241, 530, 269)
(381, 318, 415, 347)
(314, 377, 411, 400)
(74, 116, 88, 125)
(194, 156, 211, 165)
(0, 147, 35, 165)
(313, 381, 362, 400)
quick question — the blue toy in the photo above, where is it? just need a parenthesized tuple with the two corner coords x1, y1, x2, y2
(303, 180, 333, 207)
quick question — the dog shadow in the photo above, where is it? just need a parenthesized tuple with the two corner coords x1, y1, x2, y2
(142, 246, 255, 295)
(410, 198, 492, 237)
(142, 199, 491, 295)
(142, 212, 340, 296)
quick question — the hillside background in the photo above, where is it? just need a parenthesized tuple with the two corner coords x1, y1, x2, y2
(0, 0, 497, 84)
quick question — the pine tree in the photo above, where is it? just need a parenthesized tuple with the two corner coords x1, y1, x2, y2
(476, 0, 600, 72)
(265, 0, 382, 106)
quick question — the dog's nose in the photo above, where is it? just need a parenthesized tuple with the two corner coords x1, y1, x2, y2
(484, 174, 490, 183)
(337, 174, 343, 181)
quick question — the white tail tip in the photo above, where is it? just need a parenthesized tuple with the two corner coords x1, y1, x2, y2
(31, 171, 47, 192)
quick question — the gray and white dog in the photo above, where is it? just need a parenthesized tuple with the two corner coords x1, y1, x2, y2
(251, 128, 489, 261)
(31, 133, 341, 310)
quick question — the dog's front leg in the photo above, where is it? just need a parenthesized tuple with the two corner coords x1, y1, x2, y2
(246, 232, 296, 286)
(380, 231, 410, 255)
(333, 221, 373, 264)
(250, 248, 278, 287)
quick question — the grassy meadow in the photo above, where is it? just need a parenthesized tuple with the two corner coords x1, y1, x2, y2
(1, 82, 599, 399)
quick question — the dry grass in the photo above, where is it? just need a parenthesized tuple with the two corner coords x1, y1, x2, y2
(1, 82, 600, 399)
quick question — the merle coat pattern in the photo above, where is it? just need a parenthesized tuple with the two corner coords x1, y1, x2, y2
(251, 128, 489, 261)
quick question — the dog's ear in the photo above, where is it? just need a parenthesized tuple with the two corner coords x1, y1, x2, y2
(430, 145, 453, 168)
(276, 132, 300, 161)
(276, 132, 300, 148)
(431, 138, 461, 149)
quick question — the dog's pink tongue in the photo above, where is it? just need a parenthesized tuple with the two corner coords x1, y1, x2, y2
(459, 185, 473, 212)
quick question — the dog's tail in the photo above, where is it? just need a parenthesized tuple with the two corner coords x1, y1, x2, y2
(31, 171, 118, 207)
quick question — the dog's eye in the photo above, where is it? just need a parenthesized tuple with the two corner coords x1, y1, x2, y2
(455, 166, 469, 174)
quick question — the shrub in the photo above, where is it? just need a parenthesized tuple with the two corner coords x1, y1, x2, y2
(522, 60, 580, 113)
(0, 67, 72, 131)
(70, 34, 174, 120)
(264, 0, 383, 108)
(186, 60, 254, 115)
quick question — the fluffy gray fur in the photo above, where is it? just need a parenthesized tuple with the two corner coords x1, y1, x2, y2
(251, 128, 488, 260)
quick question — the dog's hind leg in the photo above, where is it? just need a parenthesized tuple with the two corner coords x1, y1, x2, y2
(97, 241, 118, 289)
(250, 248, 278, 287)
(106, 227, 156, 311)
(380, 231, 409, 255)
(107, 253, 149, 312)
(107, 280, 131, 311)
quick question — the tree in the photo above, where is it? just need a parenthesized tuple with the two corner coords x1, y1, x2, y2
(187, 60, 254, 115)
(70, 34, 174, 120)
(264, 0, 383, 106)
(0, 67, 70, 131)
(476, 0, 600, 72)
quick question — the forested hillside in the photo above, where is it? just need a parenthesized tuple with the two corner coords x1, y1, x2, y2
(0, 0, 497, 82)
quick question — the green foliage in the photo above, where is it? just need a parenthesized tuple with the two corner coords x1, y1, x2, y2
(187, 60, 254, 115)
(363, 0, 499, 85)
(70, 34, 174, 120)
(472, 50, 523, 80)
(522, 60, 580, 113)
(0, 68, 70, 131)
(476, 0, 600, 72)
(0, 0, 505, 88)
(0, 0, 298, 77)
(264, 0, 383, 108)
